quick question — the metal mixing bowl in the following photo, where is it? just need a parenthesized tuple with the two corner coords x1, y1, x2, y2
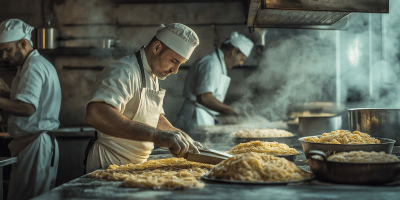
(299, 136, 395, 159)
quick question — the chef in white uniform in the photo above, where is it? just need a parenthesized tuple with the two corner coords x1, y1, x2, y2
(176, 32, 254, 134)
(0, 19, 61, 200)
(85, 23, 201, 173)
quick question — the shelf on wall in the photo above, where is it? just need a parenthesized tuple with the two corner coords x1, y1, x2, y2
(110, 0, 244, 4)
(38, 47, 136, 58)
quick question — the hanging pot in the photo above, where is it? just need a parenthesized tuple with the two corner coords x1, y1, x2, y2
(36, 27, 58, 49)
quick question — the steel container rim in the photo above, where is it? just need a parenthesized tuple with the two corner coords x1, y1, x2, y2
(348, 108, 400, 111)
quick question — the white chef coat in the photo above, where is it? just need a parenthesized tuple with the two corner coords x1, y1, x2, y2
(176, 48, 231, 134)
(86, 48, 165, 172)
(8, 50, 61, 136)
(7, 50, 61, 200)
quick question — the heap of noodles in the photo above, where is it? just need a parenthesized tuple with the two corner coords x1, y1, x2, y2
(208, 152, 311, 182)
(228, 141, 298, 155)
(328, 151, 400, 163)
(303, 130, 380, 144)
(89, 158, 213, 190)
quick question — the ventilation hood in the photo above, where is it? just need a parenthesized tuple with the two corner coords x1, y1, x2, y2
(247, 0, 389, 30)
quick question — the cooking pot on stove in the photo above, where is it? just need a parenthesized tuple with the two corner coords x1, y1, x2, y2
(349, 108, 400, 145)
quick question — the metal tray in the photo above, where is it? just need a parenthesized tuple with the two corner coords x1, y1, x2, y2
(299, 136, 395, 159)
(202, 171, 315, 185)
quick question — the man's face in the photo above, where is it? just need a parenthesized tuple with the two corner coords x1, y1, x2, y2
(151, 45, 187, 80)
(232, 51, 247, 67)
(0, 41, 24, 68)
(226, 49, 247, 69)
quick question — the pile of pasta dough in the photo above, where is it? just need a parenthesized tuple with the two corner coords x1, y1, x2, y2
(234, 128, 294, 138)
(303, 130, 380, 144)
(328, 151, 400, 163)
(228, 141, 299, 155)
(208, 152, 311, 182)
(89, 158, 213, 190)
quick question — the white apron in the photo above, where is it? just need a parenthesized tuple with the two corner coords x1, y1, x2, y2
(8, 132, 59, 200)
(86, 51, 165, 173)
(176, 49, 231, 134)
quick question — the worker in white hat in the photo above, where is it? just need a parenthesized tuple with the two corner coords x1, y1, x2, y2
(176, 31, 254, 134)
(0, 19, 62, 200)
(84, 23, 202, 173)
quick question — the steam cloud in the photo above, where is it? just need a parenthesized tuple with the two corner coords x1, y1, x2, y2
(232, 1, 400, 121)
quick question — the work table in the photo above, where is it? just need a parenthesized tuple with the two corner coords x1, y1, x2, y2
(32, 149, 400, 200)
(0, 157, 17, 200)
(32, 171, 400, 200)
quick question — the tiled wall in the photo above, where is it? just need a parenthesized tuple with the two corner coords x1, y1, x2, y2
(1, 0, 340, 127)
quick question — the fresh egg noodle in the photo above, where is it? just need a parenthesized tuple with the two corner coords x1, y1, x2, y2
(89, 158, 213, 190)
(228, 141, 299, 155)
(303, 130, 380, 144)
(328, 151, 399, 163)
(208, 152, 311, 182)
(234, 128, 294, 138)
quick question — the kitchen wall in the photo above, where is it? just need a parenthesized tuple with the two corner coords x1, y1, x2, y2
(2, 0, 392, 127)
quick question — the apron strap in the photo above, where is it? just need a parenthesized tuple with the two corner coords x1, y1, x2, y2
(134, 50, 147, 89)
(215, 48, 224, 68)
(83, 131, 98, 174)
(47, 132, 56, 167)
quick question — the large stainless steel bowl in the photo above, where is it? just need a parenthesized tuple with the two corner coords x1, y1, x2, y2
(299, 136, 395, 159)
(349, 108, 400, 145)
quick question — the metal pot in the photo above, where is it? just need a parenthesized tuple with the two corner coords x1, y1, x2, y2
(349, 108, 400, 145)
(308, 150, 400, 185)
(98, 39, 119, 49)
(299, 136, 395, 159)
(298, 115, 342, 137)
(36, 28, 58, 49)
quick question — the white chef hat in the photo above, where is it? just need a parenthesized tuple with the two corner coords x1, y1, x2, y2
(223, 31, 254, 57)
(155, 23, 199, 60)
(0, 19, 34, 45)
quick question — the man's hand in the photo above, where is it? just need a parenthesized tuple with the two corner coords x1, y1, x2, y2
(153, 130, 201, 157)
(0, 79, 11, 93)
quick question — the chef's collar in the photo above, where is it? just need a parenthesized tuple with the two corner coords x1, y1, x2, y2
(140, 48, 157, 80)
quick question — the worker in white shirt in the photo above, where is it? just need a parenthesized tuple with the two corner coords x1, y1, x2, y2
(0, 19, 62, 200)
(176, 31, 254, 135)
(84, 23, 202, 173)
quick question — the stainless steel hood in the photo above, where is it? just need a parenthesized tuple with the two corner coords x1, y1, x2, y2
(247, 0, 389, 30)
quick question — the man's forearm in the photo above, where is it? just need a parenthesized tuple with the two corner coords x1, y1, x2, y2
(86, 102, 163, 142)
(197, 93, 236, 115)
(0, 97, 35, 117)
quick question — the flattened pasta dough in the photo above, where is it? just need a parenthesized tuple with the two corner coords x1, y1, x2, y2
(89, 158, 213, 189)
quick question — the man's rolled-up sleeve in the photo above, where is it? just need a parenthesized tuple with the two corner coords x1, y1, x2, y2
(195, 60, 218, 96)
(15, 65, 43, 109)
(86, 64, 134, 113)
